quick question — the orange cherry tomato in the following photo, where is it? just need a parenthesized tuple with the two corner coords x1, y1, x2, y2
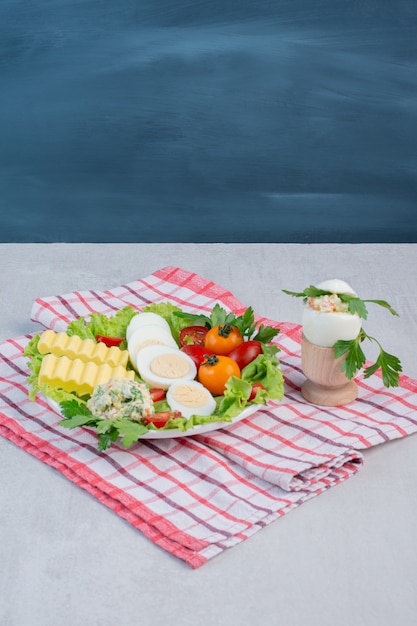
(198, 354, 241, 395)
(204, 323, 244, 355)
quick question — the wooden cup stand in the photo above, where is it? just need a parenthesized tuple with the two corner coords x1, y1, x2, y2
(301, 334, 358, 406)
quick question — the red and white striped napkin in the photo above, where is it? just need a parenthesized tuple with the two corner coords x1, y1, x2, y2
(1, 266, 417, 568)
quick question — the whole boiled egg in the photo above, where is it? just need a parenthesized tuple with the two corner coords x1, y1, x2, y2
(126, 311, 171, 342)
(302, 278, 362, 348)
(128, 324, 178, 368)
(166, 380, 216, 419)
(136, 344, 197, 389)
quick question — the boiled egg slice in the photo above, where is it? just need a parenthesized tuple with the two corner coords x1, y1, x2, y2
(128, 324, 178, 369)
(126, 312, 171, 342)
(167, 380, 216, 419)
(302, 278, 362, 348)
(136, 344, 197, 389)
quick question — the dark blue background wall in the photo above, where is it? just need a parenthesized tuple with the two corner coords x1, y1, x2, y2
(1, 1, 416, 242)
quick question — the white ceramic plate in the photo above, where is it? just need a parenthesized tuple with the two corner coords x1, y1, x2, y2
(45, 396, 260, 439)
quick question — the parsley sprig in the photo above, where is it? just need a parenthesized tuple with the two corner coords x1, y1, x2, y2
(58, 399, 149, 451)
(283, 286, 402, 387)
(282, 286, 398, 320)
(333, 329, 402, 388)
(173, 303, 280, 343)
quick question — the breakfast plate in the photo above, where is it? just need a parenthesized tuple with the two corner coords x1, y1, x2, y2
(27, 301, 284, 450)
(45, 396, 260, 440)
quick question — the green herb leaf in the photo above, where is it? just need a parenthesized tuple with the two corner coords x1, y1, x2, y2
(363, 344, 402, 387)
(282, 286, 329, 299)
(60, 399, 91, 419)
(302, 286, 331, 298)
(333, 330, 402, 387)
(333, 335, 367, 380)
(210, 303, 232, 327)
(339, 296, 369, 319)
(234, 306, 256, 337)
(58, 414, 96, 429)
(58, 400, 97, 429)
(97, 429, 119, 452)
(362, 299, 399, 317)
(252, 324, 280, 343)
(172, 311, 211, 328)
(113, 419, 152, 447)
(281, 289, 307, 298)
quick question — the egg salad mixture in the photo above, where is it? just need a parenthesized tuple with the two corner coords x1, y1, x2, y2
(24, 302, 284, 451)
(87, 378, 154, 422)
(307, 294, 350, 314)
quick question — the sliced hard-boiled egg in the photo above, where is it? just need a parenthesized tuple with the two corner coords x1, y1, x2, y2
(126, 312, 171, 342)
(128, 324, 178, 368)
(136, 344, 197, 389)
(302, 278, 362, 348)
(166, 380, 216, 419)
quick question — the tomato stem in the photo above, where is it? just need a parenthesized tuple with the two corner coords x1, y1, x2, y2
(218, 323, 233, 338)
(203, 354, 219, 366)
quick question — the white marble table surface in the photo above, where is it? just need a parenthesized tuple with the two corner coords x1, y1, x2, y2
(1, 243, 416, 626)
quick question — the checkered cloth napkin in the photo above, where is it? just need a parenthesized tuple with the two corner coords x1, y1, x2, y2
(1, 267, 417, 568)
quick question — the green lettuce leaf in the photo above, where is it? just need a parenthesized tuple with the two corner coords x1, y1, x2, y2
(216, 377, 253, 418)
(215, 351, 284, 419)
(42, 384, 88, 406)
(23, 335, 43, 400)
(242, 353, 285, 400)
(66, 306, 137, 347)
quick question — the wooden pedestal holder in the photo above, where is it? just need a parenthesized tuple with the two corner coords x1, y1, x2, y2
(301, 335, 358, 406)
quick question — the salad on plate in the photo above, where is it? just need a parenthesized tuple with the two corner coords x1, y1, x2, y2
(24, 302, 284, 451)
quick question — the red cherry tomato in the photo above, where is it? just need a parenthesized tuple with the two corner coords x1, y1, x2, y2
(144, 411, 182, 428)
(228, 341, 263, 369)
(248, 382, 266, 401)
(180, 345, 214, 368)
(95, 334, 124, 348)
(179, 325, 209, 347)
(149, 388, 166, 402)
(204, 324, 244, 355)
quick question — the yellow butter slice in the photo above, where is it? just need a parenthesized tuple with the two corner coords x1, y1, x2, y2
(38, 354, 134, 396)
(37, 330, 129, 368)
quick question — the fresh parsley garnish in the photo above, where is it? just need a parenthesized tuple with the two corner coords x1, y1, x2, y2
(283, 285, 402, 387)
(58, 399, 148, 451)
(282, 287, 398, 320)
(172, 303, 280, 342)
(334, 330, 402, 388)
